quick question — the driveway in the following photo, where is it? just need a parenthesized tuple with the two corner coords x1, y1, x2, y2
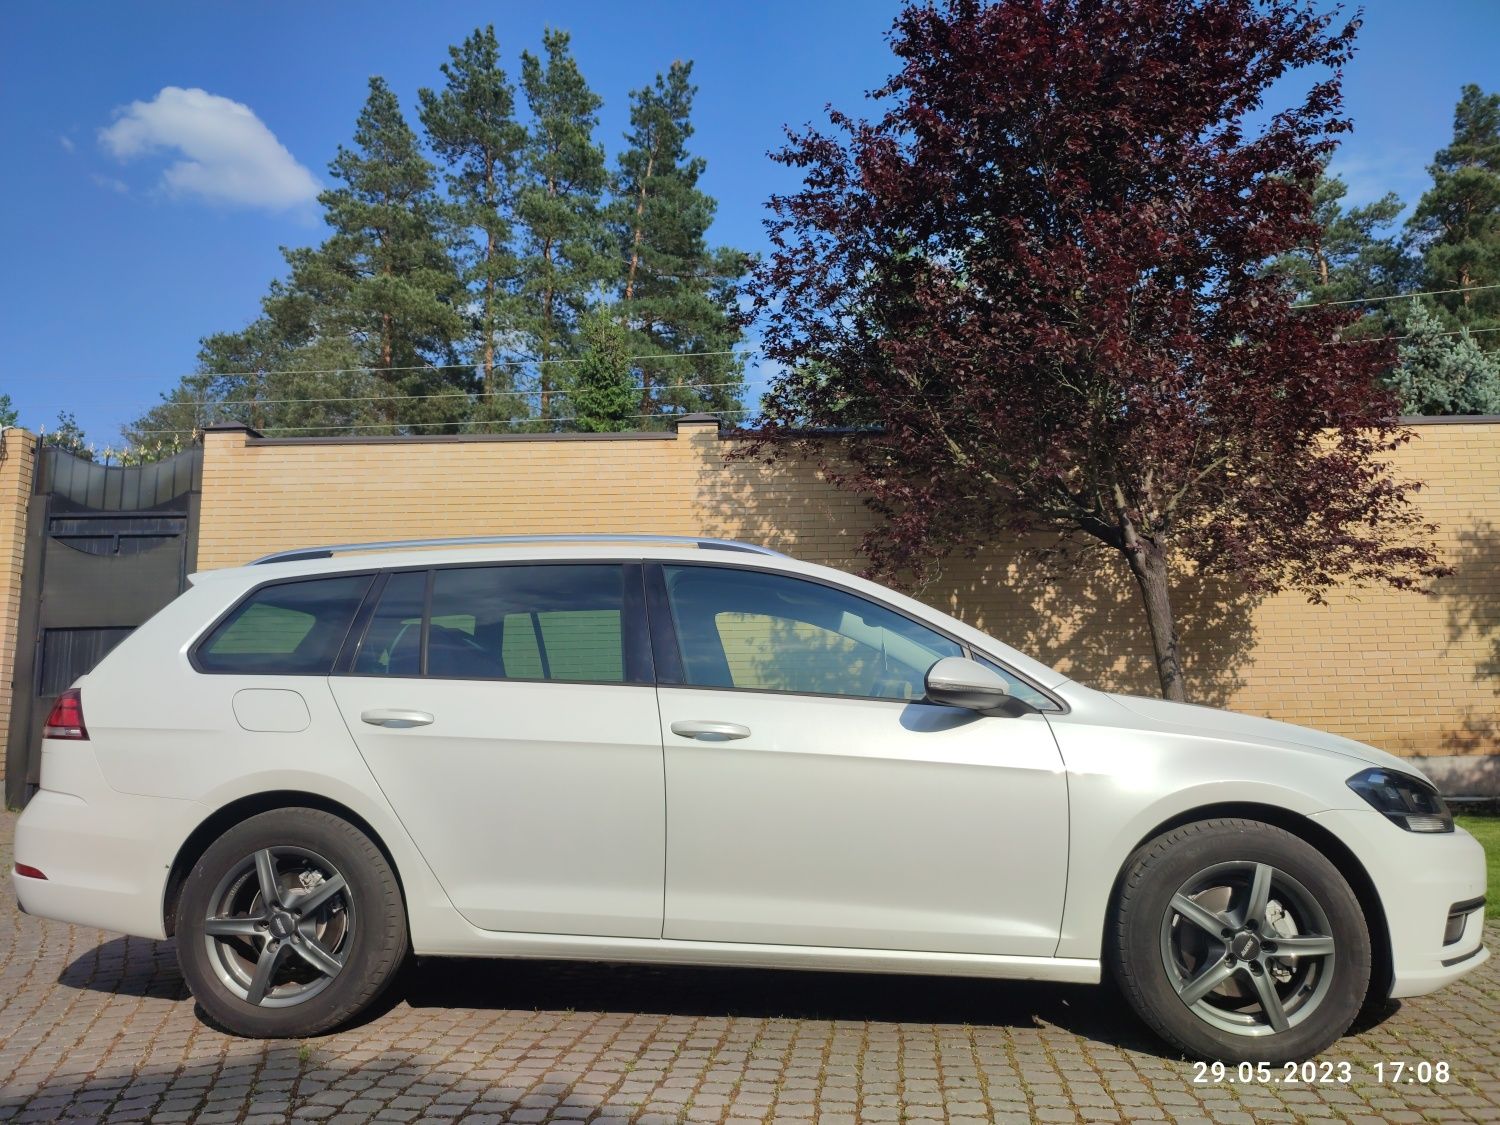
(2, 810, 1497, 1123)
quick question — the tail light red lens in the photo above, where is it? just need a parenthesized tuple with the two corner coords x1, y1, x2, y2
(43, 688, 88, 740)
(14, 864, 47, 880)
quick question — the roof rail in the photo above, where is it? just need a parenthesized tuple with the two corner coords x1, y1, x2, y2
(250, 533, 786, 566)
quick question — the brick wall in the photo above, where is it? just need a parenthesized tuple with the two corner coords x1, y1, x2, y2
(0, 429, 38, 781)
(194, 417, 1500, 779)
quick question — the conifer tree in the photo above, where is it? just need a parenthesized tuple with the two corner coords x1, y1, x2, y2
(610, 62, 749, 418)
(1408, 85, 1500, 348)
(419, 27, 528, 424)
(570, 307, 637, 431)
(515, 30, 612, 420)
(270, 77, 468, 430)
(1387, 303, 1500, 415)
(1272, 165, 1407, 336)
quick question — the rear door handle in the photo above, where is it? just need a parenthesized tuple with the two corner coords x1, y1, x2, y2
(670, 720, 751, 741)
(361, 709, 434, 729)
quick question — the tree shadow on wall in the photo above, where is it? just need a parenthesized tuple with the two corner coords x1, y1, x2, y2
(701, 443, 1261, 707)
(922, 542, 1261, 708)
(1440, 521, 1500, 758)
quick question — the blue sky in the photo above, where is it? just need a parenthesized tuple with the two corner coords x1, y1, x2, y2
(1, 0, 1496, 446)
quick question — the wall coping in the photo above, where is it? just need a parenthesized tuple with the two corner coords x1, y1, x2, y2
(193, 412, 1500, 448)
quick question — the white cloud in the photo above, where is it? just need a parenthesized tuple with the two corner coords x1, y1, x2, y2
(59, 135, 75, 153)
(99, 86, 319, 211)
(90, 173, 129, 194)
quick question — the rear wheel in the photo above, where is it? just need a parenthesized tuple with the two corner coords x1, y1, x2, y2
(176, 808, 408, 1037)
(1111, 818, 1370, 1062)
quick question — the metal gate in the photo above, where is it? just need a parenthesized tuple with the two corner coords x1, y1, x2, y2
(4, 446, 201, 807)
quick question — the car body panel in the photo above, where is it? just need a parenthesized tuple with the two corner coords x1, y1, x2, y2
(329, 676, 666, 937)
(657, 685, 1068, 955)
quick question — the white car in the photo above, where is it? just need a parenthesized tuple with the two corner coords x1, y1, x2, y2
(11, 535, 1488, 1061)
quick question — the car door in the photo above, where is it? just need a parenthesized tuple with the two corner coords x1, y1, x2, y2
(648, 561, 1069, 957)
(329, 561, 664, 938)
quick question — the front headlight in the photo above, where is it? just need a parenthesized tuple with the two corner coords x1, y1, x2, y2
(1347, 768, 1454, 833)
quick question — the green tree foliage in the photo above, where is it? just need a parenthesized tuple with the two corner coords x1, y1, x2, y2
(270, 77, 468, 429)
(515, 30, 612, 419)
(570, 308, 637, 431)
(0, 393, 17, 428)
(44, 411, 92, 460)
(1387, 303, 1500, 415)
(125, 28, 753, 451)
(419, 26, 528, 420)
(1272, 164, 1407, 335)
(1408, 85, 1500, 346)
(609, 62, 750, 417)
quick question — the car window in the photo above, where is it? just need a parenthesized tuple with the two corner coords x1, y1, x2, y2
(662, 565, 963, 700)
(197, 575, 372, 675)
(353, 571, 427, 676)
(422, 565, 629, 682)
(973, 653, 1060, 712)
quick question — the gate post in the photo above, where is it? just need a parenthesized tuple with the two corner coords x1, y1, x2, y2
(0, 428, 39, 795)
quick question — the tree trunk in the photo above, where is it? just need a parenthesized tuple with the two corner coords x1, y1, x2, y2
(1121, 536, 1188, 702)
(624, 148, 655, 303)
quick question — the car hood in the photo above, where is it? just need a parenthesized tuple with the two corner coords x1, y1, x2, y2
(1105, 692, 1426, 781)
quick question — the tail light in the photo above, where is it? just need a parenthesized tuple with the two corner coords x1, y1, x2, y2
(43, 688, 88, 740)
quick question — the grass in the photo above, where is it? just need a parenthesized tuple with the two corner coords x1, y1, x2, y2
(1455, 815, 1499, 919)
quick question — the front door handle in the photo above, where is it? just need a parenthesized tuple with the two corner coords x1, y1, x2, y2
(670, 720, 751, 741)
(361, 708, 434, 729)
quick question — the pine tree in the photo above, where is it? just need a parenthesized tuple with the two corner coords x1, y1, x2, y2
(0, 394, 17, 428)
(570, 307, 637, 431)
(269, 77, 468, 431)
(1407, 85, 1500, 347)
(1387, 303, 1500, 415)
(419, 27, 528, 426)
(45, 411, 92, 460)
(1272, 164, 1407, 336)
(515, 30, 612, 421)
(609, 61, 749, 419)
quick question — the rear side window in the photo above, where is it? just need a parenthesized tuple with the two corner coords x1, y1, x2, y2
(347, 564, 645, 683)
(196, 575, 372, 675)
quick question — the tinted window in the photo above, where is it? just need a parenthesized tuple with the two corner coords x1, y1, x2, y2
(663, 565, 963, 700)
(353, 571, 427, 677)
(197, 575, 372, 675)
(417, 565, 630, 682)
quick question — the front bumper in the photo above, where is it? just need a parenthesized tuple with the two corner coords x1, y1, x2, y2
(1311, 808, 1489, 999)
(12, 743, 203, 940)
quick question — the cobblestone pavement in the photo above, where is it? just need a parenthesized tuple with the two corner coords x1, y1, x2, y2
(2, 811, 1498, 1124)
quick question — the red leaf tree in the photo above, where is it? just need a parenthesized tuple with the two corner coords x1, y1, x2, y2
(747, 0, 1449, 701)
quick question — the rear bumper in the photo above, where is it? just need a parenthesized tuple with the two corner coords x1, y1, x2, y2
(12, 744, 203, 940)
(1311, 808, 1489, 999)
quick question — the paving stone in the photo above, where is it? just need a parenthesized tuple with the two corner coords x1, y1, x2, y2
(0, 809, 1495, 1125)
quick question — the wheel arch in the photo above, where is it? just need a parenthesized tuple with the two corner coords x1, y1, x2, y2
(162, 790, 407, 938)
(1106, 801, 1393, 1000)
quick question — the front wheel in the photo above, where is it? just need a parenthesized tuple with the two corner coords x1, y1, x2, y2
(176, 808, 409, 1037)
(1111, 818, 1371, 1062)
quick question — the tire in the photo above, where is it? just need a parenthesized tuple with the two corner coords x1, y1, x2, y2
(176, 808, 409, 1038)
(1110, 818, 1371, 1063)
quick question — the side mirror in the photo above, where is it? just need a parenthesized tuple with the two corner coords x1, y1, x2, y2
(924, 656, 1011, 712)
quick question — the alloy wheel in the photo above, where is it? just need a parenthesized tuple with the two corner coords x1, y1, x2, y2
(202, 846, 354, 1008)
(1158, 860, 1337, 1037)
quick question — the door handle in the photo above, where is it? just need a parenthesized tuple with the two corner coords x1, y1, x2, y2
(670, 720, 751, 741)
(361, 709, 434, 729)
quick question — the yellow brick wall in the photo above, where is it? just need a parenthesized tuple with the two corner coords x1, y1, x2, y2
(0, 429, 38, 780)
(195, 419, 1500, 762)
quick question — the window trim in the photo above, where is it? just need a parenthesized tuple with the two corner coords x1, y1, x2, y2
(189, 571, 377, 677)
(333, 559, 654, 687)
(643, 560, 1066, 713)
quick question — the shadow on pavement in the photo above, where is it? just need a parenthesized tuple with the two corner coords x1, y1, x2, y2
(58, 933, 1177, 1056)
